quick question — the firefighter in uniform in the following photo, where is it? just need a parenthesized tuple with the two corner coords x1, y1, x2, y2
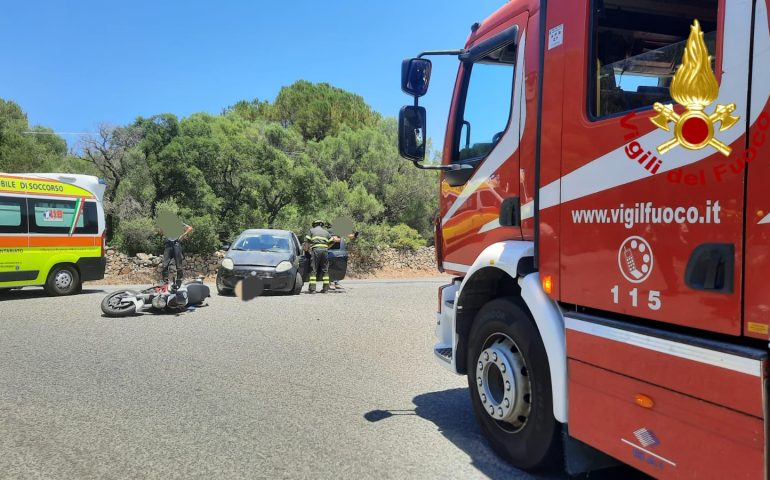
(304, 220, 333, 293)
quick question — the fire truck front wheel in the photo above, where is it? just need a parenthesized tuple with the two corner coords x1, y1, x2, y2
(466, 297, 561, 471)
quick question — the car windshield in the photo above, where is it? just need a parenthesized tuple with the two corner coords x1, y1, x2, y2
(231, 234, 292, 252)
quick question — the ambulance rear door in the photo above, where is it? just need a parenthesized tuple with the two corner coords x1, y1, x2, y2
(0, 191, 30, 285)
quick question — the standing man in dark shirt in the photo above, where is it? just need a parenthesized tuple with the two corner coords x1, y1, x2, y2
(161, 220, 193, 289)
(304, 220, 333, 294)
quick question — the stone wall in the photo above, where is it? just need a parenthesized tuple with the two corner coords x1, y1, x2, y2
(346, 246, 437, 277)
(104, 248, 225, 283)
(102, 246, 438, 283)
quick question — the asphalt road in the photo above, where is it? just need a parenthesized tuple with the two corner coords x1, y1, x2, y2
(0, 279, 644, 480)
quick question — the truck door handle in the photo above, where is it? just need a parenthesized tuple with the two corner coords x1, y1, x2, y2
(684, 243, 734, 293)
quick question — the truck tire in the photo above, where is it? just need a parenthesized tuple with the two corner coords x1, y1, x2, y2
(466, 297, 561, 471)
(44, 265, 81, 296)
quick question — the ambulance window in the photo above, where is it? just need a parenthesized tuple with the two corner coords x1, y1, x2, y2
(589, 0, 718, 119)
(453, 41, 516, 169)
(79, 203, 98, 234)
(0, 196, 26, 234)
(28, 199, 98, 234)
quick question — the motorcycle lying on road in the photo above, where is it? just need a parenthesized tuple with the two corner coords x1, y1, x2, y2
(100, 280, 211, 317)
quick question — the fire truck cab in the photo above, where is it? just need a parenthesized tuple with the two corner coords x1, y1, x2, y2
(399, 0, 770, 477)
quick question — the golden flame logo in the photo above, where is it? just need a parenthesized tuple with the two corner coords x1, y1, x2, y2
(650, 20, 739, 156)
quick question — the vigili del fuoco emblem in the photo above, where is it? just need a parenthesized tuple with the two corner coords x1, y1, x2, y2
(650, 20, 739, 156)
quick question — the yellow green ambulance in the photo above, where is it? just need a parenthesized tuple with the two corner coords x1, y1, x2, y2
(0, 173, 107, 295)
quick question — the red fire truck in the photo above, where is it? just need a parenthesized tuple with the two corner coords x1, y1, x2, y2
(398, 0, 770, 477)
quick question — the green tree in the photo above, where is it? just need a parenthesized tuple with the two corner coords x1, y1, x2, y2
(271, 81, 379, 141)
(0, 99, 67, 172)
(77, 123, 144, 239)
(223, 98, 273, 122)
(256, 124, 325, 226)
(3, 82, 442, 256)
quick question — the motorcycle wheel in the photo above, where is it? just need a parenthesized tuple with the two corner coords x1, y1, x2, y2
(101, 291, 139, 317)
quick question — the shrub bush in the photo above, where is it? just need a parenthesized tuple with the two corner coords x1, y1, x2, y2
(114, 217, 161, 255)
(179, 213, 220, 255)
(353, 223, 425, 251)
(388, 223, 426, 251)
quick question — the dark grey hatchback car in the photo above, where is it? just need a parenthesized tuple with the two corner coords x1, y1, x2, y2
(215, 229, 349, 296)
(216, 229, 305, 295)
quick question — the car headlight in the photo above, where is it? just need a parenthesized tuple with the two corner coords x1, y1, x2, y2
(275, 261, 293, 273)
(221, 258, 234, 270)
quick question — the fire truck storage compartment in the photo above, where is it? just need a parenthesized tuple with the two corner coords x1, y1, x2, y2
(565, 314, 766, 479)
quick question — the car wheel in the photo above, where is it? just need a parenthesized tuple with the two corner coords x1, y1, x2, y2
(291, 272, 303, 295)
(216, 274, 233, 296)
(466, 297, 561, 471)
(44, 265, 80, 296)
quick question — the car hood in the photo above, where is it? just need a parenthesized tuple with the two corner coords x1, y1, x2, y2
(226, 250, 291, 267)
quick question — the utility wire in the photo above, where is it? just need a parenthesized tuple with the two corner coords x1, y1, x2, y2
(22, 131, 96, 136)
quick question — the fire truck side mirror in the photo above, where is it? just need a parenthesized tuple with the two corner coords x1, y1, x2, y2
(401, 58, 432, 97)
(398, 105, 427, 161)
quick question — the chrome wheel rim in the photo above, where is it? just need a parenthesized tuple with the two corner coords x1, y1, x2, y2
(475, 333, 532, 432)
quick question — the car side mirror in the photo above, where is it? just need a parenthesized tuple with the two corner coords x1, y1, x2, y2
(401, 58, 432, 97)
(221, 242, 230, 250)
(398, 105, 426, 161)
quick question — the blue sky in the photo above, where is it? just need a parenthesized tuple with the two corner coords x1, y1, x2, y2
(0, 0, 503, 150)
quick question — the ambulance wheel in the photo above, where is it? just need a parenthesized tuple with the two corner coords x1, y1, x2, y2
(466, 297, 561, 471)
(44, 265, 80, 296)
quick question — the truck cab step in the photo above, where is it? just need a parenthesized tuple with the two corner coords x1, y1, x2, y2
(434, 347, 453, 363)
